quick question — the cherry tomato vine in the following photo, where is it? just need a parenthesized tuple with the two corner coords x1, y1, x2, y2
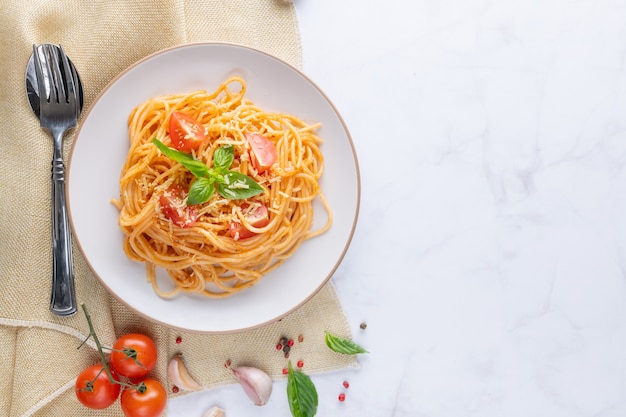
(77, 304, 144, 392)
(76, 303, 166, 417)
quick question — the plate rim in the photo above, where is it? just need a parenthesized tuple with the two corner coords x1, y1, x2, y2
(67, 41, 361, 333)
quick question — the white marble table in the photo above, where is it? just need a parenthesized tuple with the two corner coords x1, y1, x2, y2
(169, 1, 626, 415)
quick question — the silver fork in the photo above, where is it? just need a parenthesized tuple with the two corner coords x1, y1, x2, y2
(33, 44, 80, 316)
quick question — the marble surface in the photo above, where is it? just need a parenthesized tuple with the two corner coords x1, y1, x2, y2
(169, 0, 626, 415)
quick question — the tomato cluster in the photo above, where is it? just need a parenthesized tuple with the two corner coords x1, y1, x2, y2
(75, 333, 166, 417)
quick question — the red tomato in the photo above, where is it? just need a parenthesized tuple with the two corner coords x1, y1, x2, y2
(159, 185, 199, 228)
(110, 333, 158, 379)
(120, 378, 167, 417)
(75, 364, 121, 409)
(169, 112, 206, 152)
(229, 203, 270, 240)
(246, 132, 277, 173)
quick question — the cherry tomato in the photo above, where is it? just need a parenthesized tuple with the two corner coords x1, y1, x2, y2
(158, 185, 199, 228)
(120, 378, 167, 417)
(246, 132, 277, 173)
(75, 364, 121, 409)
(169, 112, 206, 152)
(229, 203, 270, 240)
(110, 333, 158, 379)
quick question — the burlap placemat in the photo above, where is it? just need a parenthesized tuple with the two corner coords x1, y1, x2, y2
(0, 1, 357, 416)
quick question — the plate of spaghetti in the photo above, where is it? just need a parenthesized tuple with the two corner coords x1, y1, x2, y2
(67, 43, 359, 333)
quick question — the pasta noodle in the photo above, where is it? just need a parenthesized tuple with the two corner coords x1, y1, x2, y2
(114, 75, 331, 298)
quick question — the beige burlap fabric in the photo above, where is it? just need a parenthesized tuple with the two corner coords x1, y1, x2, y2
(0, 1, 357, 416)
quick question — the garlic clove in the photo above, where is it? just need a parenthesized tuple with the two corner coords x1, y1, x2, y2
(231, 366, 273, 406)
(168, 354, 202, 391)
(203, 406, 225, 417)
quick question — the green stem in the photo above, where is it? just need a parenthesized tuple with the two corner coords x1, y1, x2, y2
(80, 303, 143, 391)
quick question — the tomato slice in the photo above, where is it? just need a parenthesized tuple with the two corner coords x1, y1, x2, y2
(158, 185, 199, 228)
(169, 112, 206, 152)
(229, 203, 270, 240)
(245, 132, 277, 173)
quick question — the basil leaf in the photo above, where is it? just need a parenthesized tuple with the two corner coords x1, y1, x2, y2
(213, 145, 234, 172)
(217, 171, 264, 200)
(188, 178, 215, 205)
(154, 139, 264, 202)
(324, 332, 369, 355)
(287, 362, 318, 417)
(153, 138, 211, 178)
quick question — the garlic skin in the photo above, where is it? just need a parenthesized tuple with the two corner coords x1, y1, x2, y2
(168, 354, 202, 391)
(231, 366, 273, 406)
(203, 406, 225, 417)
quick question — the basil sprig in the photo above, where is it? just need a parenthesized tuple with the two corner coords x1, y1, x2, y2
(324, 331, 369, 355)
(153, 138, 263, 204)
(287, 361, 318, 417)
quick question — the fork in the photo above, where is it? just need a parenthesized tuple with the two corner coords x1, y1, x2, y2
(33, 44, 79, 316)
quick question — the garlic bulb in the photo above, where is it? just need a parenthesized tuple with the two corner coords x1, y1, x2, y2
(231, 366, 273, 406)
(168, 354, 202, 391)
(203, 406, 225, 417)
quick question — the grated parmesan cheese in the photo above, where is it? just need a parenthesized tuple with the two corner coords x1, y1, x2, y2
(230, 180, 250, 189)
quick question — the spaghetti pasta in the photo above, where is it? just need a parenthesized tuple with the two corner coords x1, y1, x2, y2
(114, 75, 331, 298)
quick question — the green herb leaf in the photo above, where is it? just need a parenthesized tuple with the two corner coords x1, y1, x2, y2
(218, 171, 264, 200)
(213, 144, 234, 172)
(287, 362, 318, 417)
(188, 178, 215, 205)
(153, 138, 211, 178)
(153, 138, 264, 203)
(324, 332, 369, 355)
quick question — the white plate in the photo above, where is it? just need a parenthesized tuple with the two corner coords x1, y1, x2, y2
(67, 43, 360, 333)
